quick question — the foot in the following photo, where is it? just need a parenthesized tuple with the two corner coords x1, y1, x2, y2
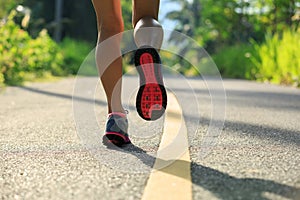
(103, 112, 131, 147)
(134, 45, 167, 121)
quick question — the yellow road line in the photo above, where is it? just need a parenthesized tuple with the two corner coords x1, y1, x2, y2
(142, 92, 192, 200)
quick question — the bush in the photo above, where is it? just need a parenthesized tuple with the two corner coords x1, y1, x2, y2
(0, 0, 22, 18)
(0, 72, 4, 87)
(59, 37, 94, 75)
(212, 44, 258, 79)
(251, 28, 300, 86)
(0, 10, 64, 85)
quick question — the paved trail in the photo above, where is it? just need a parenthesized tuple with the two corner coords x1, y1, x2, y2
(1, 76, 300, 200)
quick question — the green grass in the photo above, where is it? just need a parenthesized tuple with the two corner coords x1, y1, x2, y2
(210, 28, 300, 88)
(212, 44, 258, 79)
(59, 37, 95, 75)
(251, 28, 300, 86)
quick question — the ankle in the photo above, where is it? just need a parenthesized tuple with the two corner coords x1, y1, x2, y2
(108, 112, 127, 118)
(108, 107, 126, 115)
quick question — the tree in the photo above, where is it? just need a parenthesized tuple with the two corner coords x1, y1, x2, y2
(2, 0, 133, 43)
(166, 0, 242, 53)
(0, 0, 22, 18)
(166, 0, 299, 52)
(166, 0, 201, 43)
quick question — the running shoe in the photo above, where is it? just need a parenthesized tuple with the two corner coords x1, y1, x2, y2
(103, 112, 131, 147)
(134, 45, 167, 121)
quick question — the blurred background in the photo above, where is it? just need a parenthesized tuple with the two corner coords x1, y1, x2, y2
(0, 0, 299, 87)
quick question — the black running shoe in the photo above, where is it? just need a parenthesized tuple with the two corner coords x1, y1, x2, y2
(134, 45, 167, 121)
(103, 112, 131, 147)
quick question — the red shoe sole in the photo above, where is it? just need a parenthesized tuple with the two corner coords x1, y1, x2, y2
(134, 46, 167, 121)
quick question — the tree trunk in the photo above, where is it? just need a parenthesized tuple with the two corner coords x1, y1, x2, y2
(54, 0, 63, 42)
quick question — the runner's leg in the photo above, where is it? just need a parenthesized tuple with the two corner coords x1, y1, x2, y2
(92, 0, 125, 113)
(132, 0, 163, 49)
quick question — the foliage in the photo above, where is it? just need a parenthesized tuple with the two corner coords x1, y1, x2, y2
(250, 0, 299, 34)
(0, 0, 22, 18)
(167, 0, 300, 52)
(1, 0, 299, 87)
(0, 11, 64, 85)
(0, 71, 4, 87)
(165, 0, 300, 87)
(191, 28, 300, 87)
(251, 28, 300, 86)
(121, 0, 133, 30)
(59, 37, 94, 75)
(16, 0, 133, 42)
(212, 44, 258, 79)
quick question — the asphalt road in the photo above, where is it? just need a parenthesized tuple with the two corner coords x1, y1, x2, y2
(1, 76, 300, 200)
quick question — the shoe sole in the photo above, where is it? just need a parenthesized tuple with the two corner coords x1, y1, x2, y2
(134, 46, 167, 121)
(103, 132, 131, 147)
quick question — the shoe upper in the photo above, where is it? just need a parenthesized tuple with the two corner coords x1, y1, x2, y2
(105, 113, 129, 138)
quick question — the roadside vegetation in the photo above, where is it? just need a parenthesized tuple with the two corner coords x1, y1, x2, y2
(0, 0, 299, 87)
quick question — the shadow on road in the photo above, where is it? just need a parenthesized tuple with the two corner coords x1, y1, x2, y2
(173, 87, 300, 111)
(19, 86, 300, 147)
(106, 143, 300, 200)
(200, 117, 300, 147)
(19, 86, 106, 106)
